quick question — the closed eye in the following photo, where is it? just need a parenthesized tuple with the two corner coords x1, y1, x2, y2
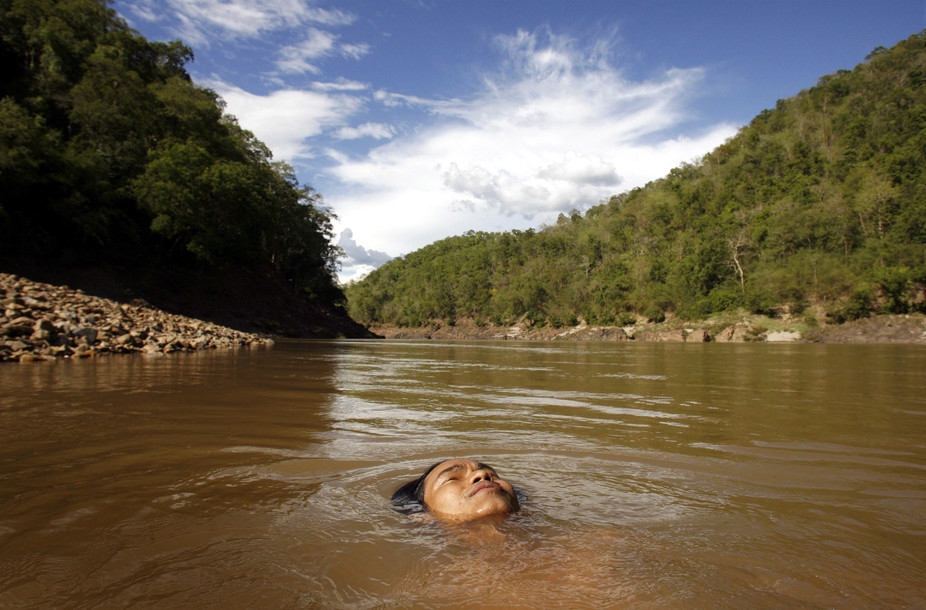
(434, 464, 467, 485)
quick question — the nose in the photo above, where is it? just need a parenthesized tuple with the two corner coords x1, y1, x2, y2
(470, 468, 492, 483)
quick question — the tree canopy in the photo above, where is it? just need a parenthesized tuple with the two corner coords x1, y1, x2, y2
(0, 0, 342, 306)
(346, 31, 926, 327)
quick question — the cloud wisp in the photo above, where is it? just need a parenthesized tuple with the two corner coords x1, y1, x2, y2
(142, 0, 354, 45)
(277, 28, 370, 75)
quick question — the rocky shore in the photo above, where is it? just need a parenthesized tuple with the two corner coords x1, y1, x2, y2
(369, 312, 926, 344)
(1, 273, 272, 362)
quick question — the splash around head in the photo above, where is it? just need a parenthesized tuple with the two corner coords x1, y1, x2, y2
(391, 458, 520, 522)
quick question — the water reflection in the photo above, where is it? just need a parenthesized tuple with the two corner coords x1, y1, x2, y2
(0, 341, 925, 607)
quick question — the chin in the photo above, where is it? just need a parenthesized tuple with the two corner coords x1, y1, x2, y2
(474, 496, 518, 517)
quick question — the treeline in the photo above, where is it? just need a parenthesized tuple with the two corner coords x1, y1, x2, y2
(346, 31, 926, 328)
(0, 0, 342, 306)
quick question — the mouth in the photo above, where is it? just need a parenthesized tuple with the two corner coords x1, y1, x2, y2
(466, 480, 501, 497)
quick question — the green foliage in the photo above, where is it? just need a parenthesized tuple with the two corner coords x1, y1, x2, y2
(827, 286, 875, 323)
(872, 265, 913, 314)
(347, 31, 926, 328)
(615, 311, 637, 326)
(644, 307, 666, 324)
(0, 0, 341, 307)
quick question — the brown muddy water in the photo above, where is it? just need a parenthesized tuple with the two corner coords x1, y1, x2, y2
(0, 340, 924, 608)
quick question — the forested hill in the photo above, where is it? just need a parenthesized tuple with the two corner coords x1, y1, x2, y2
(0, 0, 369, 337)
(346, 31, 926, 330)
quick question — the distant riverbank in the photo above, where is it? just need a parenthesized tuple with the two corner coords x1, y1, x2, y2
(370, 312, 926, 344)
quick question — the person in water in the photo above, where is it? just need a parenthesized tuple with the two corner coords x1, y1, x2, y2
(391, 458, 520, 521)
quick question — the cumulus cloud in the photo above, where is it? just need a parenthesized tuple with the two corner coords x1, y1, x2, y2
(442, 164, 554, 214)
(337, 229, 394, 283)
(338, 229, 393, 266)
(537, 152, 621, 187)
(325, 29, 738, 256)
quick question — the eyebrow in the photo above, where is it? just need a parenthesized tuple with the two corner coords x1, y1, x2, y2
(435, 464, 466, 482)
(435, 462, 497, 482)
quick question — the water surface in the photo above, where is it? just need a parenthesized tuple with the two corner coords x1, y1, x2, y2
(1, 341, 924, 608)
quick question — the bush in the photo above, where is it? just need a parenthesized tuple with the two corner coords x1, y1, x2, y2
(873, 266, 911, 314)
(827, 285, 873, 323)
(644, 307, 666, 323)
(745, 289, 777, 316)
(677, 298, 713, 321)
(789, 299, 809, 315)
(845, 286, 874, 320)
(802, 312, 820, 328)
(616, 311, 637, 326)
(746, 325, 768, 341)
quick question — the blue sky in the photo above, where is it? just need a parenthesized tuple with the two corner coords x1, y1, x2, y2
(113, 0, 925, 281)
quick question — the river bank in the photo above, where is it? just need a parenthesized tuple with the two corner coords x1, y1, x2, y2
(369, 311, 926, 344)
(1, 273, 272, 362)
(5, 272, 925, 363)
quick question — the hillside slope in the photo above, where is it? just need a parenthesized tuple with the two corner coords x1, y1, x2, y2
(346, 31, 926, 331)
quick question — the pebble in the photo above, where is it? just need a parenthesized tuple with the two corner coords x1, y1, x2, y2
(0, 273, 273, 362)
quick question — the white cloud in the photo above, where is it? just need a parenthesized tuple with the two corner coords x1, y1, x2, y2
(339, 43, 371, 61)
(277, 28, 370, 74)
(277, 28, 337, 74)
(324, 29, 738, 257)
(207, 80, 365, 159)
(537, 152, 621, 187)
(312, 78, 369, 92)
(338, 263, 377, 284)
(182, 0, 352, 35)
(334, 123, 395, 140)
(338, 229, 393, 266)
(126, 0, 355, 46)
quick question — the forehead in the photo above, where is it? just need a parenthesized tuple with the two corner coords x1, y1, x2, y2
(426, 459, 491, 482)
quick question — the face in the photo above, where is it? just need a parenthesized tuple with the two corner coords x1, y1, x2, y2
(422, 459, 520, 521)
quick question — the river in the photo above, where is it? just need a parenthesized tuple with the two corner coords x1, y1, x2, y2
(1, 340, 924, 608)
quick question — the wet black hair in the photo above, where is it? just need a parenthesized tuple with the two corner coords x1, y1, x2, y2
(390, 461, 443, 515)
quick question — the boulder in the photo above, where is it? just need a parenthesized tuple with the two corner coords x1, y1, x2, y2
(685, 329, 710, 342)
